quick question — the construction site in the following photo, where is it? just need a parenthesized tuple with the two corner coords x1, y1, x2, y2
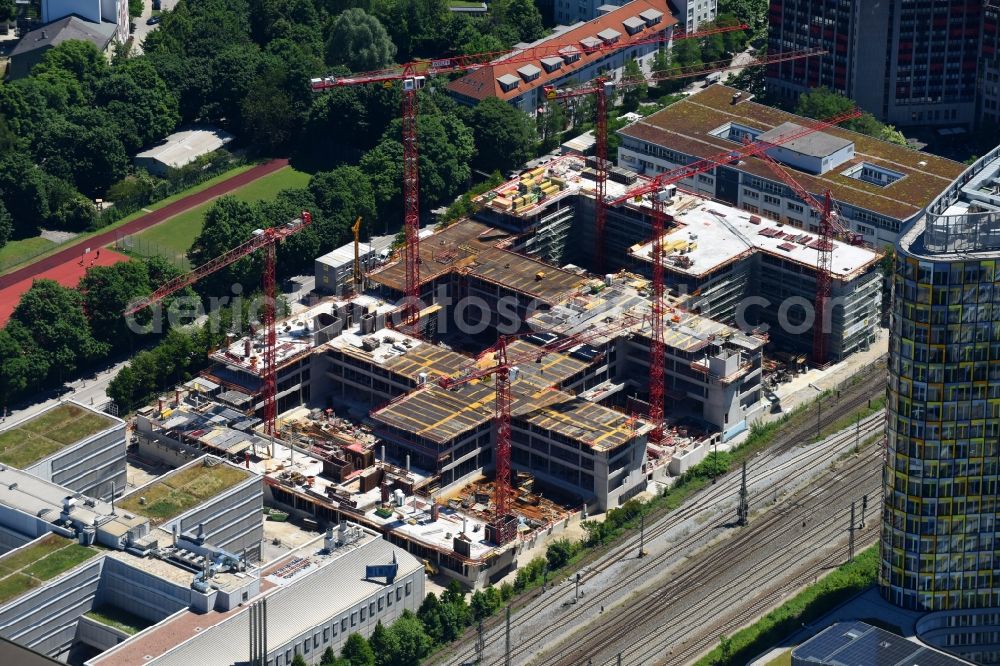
(114, 83, 894, 596)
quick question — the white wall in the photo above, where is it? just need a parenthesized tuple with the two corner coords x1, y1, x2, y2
(42, 0, 101, 24)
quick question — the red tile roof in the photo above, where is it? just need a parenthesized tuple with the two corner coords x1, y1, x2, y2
(447, 0, 676, 103)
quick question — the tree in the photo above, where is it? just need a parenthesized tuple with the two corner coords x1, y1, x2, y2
(0, 152, 50, 238)
(546, 538, 575, 570)
(326, 8, 396, 71)
(388, 610, 432, 666)
(240, 68, 296, 153)
(621, 58, 646, 112)
(320, 646, 340, 665)
(537, 101, 566, 152)
(369, 621, 398, 666)
(98, 58, 180, 153)
(291, 655, 308, 666)
(341, 633, 375, 666)
(0, 201, 11, 250)
(33, 108, 130, 197)
(416, 592, 444, 644)
(32, 40, 110, 94)
(470, 587, 501, 621)
(467, 97, 536, 174)
(188, 196, 266, 295)
(795, 87, 907, 145)
(491, 0, 544, 43)
(10, 280, 108, 383)
(0, 0, 15, 23)
(701, 27, 727, 63)
(671, 36, 702, 69)
(0, 322, 50, 406)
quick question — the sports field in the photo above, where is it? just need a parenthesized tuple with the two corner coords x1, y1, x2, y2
(128, 165, 312, 261)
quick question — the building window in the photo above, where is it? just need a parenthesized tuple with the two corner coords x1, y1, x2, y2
(763, 194, 781, 206)
(742, 188, 759, 199)
(351, 612, 357, 626)
(396, 587, 402, 601)
(341, 618, 347, 632)
(387, 592, 392, 606)
(378, 597, 383, 612)
(323, 628, 329, 642)
(304, 641, 310, 654)
(370, 602, 376, 615)
(405, 582, 412, 597)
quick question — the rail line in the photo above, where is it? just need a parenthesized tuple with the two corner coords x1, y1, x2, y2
(535, 446, 882, 666)
(435, 407, 886, 666)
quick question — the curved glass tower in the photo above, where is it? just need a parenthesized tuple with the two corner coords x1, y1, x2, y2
(882, 147, 1000, 611)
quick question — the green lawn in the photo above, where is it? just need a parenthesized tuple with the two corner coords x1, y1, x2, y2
(765, 651, 791, 666)
(0, 535, 98, 604)
(24, 545, 98, 580)
(0, 163, 258, 278)
(128, 165, 312, 262)
(0, 237, 57, 274)
(447, 0, 485, 7)
(85, 605, 153, 635)
(0, 404, 114, 468)
(119, 460, 249, 523)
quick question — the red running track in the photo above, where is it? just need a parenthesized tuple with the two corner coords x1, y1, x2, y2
(0, 157, 289, 292)
(0, 248, 131, 325)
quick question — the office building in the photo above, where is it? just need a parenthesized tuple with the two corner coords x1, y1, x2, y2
(881, 145, 1000, 612)
(616, 85, 965, 248)
(767, 0, 986, 128)
(0, 401, 125, 503)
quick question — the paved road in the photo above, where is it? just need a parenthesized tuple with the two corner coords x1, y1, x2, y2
(130, 0, 179, 54)
(1, 358, 130, 427)
(0, 158, 289, 290)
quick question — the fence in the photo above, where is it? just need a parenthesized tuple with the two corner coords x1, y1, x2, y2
(112, 234, 192, 271)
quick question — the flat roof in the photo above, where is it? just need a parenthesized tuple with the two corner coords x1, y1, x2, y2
(365, 219, 585, 303)
(0, 402, 117, 468)
(618, 85, 965, 221)
(316, 234, 396, 268)
(133, 531, 421, 666)
(447, 0, 676, 102)
(117, 458, 253, 525)
(794, 621, 971, 666)
(372, 340, 645, 451)
(757, 121, 854, 158)
(628, 193, 882, 281)
(0, 534, 99, 607)
(209, 295, 397, 379)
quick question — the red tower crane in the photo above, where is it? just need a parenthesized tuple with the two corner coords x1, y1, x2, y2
(437, 315, 640, 545)
(543, 48, 827, 273)
(752, 148, 861, 366)
(124, 212, 313, 437)
(310, 24, 745, 328)
(606, 109, 861, 439)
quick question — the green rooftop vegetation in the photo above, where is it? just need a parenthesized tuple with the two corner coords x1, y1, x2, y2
(0, 404, 114, 468)
(118, 460, 249, 524)
(85, 605, 154, 635)
(0, 534, 99, 606)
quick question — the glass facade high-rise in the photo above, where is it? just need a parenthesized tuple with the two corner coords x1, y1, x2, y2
(881, 146, 1000, 611)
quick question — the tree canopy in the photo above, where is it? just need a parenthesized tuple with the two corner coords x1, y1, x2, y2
(795, 87, 907, 146)
(326, 8, 396, 71)
(466, 97, 536, 175)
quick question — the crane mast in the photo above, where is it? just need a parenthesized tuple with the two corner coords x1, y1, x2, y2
(311, 25, 747, 331)
(606, 109, 860, 437)
(124, 212, 313, 437)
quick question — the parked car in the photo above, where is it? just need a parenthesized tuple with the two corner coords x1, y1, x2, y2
(146, 15, 160, 25)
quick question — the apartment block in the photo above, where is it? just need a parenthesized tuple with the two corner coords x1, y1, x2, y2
(448, 0, 674, 116)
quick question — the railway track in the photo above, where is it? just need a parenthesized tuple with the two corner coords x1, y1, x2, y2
(533, 445, 882, 666)
(433, 407, 886, 666)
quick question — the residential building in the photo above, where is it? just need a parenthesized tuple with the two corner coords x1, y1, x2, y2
(669, 0, 716, 32)
(767, 0, 985, 128)
(448, 0, 674, 116)
(881, 145, 1000, 612)
(0, 401, 125, 503)
(616, 85, 965, 248)
(8, 16, 118, 79)
(41, 0, 128, 43)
